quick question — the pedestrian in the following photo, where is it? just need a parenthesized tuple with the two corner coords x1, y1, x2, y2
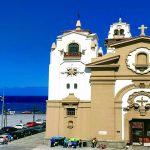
(63, 137, 68, 148)
(92, 137, 97, 148)
(50, 138, 55, 147)
(78, 139, 82, 148)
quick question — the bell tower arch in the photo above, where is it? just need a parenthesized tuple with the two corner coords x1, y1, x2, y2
(105, 18, 132, 54)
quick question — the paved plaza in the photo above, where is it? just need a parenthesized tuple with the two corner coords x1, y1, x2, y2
(0, 132, 149, 150)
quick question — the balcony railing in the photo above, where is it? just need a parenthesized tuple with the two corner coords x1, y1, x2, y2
(64, 52, 81, 59)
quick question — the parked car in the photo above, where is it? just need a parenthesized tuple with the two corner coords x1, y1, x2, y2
(21, 128, 32, 136)
(1, 127, 17, 133)
(33, 125, 45, 133)
(9, 130, 24, 140)
(0, 135, 8, 144)
(35, 119, 43, 125)
(26, 122, 37, 127)
(15, 124, 27, 129)
(28, 127, 38, 135)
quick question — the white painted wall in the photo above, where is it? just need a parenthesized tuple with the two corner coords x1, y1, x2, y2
(48, 31, 99, 100)
(115, 80, 133, 96)
(59, 62, 91, 100)
(108, 21, 131, 39)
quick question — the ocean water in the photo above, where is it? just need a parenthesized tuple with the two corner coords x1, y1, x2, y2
(0, 96, 48, 114)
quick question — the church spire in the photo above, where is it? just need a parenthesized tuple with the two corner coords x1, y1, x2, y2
(76, 20, 81, 30)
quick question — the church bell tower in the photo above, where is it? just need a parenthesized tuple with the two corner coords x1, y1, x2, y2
(105, 18, 132, 53)
(48, 19, 100, 101)
(46, 19, 101, 138)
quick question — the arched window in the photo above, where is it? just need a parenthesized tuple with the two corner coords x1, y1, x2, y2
(137, 53, 148, 65)
(114, 29, 119, 35)
(120, 29, 124, 35)
(68, 43, 79, 53)
(135, 52, 148, 71)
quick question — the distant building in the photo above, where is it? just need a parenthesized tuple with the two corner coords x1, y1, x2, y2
(46, 18, 150, 146)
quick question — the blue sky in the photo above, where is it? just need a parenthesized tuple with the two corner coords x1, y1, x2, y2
(0, 0, 150, 95)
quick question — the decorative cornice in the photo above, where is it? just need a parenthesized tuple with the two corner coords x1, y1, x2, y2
(87, 55, 120, 66)
(86, 55, 120, 71)
(109, 36, 150, 48)
(87, 64, 119, 68)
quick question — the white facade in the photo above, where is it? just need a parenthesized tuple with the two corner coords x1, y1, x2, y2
(48, 20, 99, 101)
(48, 19, 133, 101)
(107, 18, 132, 53)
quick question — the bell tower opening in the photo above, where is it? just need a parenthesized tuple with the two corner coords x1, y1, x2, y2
(105, 18, 132, 53)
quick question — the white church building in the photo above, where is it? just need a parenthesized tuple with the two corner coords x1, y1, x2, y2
(46, 18, 150, 146)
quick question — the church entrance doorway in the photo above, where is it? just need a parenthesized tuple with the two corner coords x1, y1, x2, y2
(129, 119, 150, 146)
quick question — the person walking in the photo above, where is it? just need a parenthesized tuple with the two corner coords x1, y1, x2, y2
(92, 137, 97, 148)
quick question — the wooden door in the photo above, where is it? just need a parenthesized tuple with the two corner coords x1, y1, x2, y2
(129, 121, 144, 145)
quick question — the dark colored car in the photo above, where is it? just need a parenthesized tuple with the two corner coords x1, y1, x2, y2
(28, 127, 39, 135)
(21, 128, 32, 137)
(0, 130, 5, 135)
(33, 125, 45, 133)
(1, 127, 17, 133)
(9, 130, 24, 140)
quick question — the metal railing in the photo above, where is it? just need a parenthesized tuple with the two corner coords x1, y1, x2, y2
(64, 52, 81, 58)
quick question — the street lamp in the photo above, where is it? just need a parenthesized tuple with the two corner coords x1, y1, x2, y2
(0, 96, 4, 128)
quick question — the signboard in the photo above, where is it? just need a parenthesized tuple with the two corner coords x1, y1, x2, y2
(98, 131, 107, 135)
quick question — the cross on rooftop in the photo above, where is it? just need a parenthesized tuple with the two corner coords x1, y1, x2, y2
(136, 97, 148, 106)
(138, 25, 148, 36)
